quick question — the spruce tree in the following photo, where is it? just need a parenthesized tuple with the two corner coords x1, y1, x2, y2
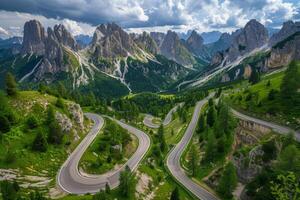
(5, 72, 18, 96)
(207, 105, 217, 127)
(119, 165, 131, 197)
(170, 187, 180, 200)
(32, 131, 48, 152)
(157, 124, 166, 152)
(188, 144, 198, 176)
(217, 162, 237, 199)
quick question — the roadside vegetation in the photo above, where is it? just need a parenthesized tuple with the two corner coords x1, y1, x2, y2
(80, 119, 137, 174)
(227, 61, 300, 129)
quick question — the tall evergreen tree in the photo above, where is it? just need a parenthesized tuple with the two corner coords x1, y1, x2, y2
(170, 187, 180, 200)
(157, 124, 167, 152)
(32, 131, 48, 152)
(119, 165, 131, 197)
(5, 72, 18, 96)
(280, 61, 300, 112)
(205, 129, 217, 162)
(207, 105, 217, 127)
(188, 144, 198, 176)
(197, 114, 206, 133)
(249, 68, 260, 84)
(217, 162, 237, 199)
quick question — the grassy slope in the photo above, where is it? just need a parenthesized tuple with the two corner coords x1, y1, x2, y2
(226, 68, 300, 128)
(0, 91, 90, 190)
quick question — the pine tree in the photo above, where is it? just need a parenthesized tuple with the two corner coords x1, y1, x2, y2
(5, 72, 18, 96)
(207, 105, 217, 127)
(56, 97, 65, 109)
(217, 162, 237, 199)
(0, 114, 11, 133)
(48, 121, 63, 145)
(197, 114, 206, 133)
(105, 182, 111, 194)
(170, 187, 180, 200)
(249, 68, 260, 84)
(157, 125, 167, 152)
(188, 144, 198, 176)
(32, 131, 48, 152)
(119, 165, 131, 197)
(205, 129, 217, 162)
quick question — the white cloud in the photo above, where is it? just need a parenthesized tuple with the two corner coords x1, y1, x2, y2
(0, 10, 96, 38)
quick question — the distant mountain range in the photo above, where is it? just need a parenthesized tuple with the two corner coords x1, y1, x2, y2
(0, 19, 298, 96)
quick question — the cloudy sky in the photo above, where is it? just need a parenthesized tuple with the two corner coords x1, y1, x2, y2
(0, 0, 299, 38)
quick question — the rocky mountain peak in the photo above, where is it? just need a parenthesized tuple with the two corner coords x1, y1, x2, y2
(54, 24, 78, 51)
(90, 23, 136, 58)
(133, 31, 159, 54)
(150, 32, 165, 47)
(160, 30, 196, 67)
(185, 30, 205, 55)
(269, 20, 300, 46)
(225, 19, 268, 62)
(21, 20, 46, 55)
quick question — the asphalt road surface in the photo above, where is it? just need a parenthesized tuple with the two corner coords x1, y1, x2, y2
(232, 109, 300, 142)
(57, 113, 151, 194)
(143, 103, 183, 128)
(166, 96, 219, 200)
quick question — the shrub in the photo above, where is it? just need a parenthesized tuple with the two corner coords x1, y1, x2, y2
(26, 115, 39, 129)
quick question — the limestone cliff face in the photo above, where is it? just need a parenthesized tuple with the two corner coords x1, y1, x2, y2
(150, 32, 165, 48)
(210, 20, 268, 67)
(160, 30, 196, 67)
(54, 24, 78, 51)
(269, 21, 300, 46)
(226, 19, 269, 62)
(21, 21, 79, 82)
(132, 31, 159, 54)
(267, 32, 300, 68)
(89, 23, 137, 58)
(21, 20, 46, 55)
(184, 30, 211, 60)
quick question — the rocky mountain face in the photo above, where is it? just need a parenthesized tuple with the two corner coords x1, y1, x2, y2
(20, 20, 81, 82)
(226, 19, 269, 62)
(89, 23, 138, 58)
(53, 24, 78, 51)
(21, 20, 46, 56)
(184, 30, 212, 61)
(160, 30, 196, 67)
(131, 31, 159, 54)
(150, 32, 166, 48)
(267, 31, 300, 68)
(269, 21, 300, 46)
(210, 19, 268, 67)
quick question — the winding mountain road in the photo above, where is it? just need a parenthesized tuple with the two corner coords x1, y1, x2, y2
(232, 109, 300, 142)
(143, 103, 183, 128)
(57, 113, 151, 194)
(166, 96, 219, 200)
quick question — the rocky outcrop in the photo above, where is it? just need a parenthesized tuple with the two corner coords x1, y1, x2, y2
(21, 20, 46, 55)
(267, 32, 300, 68)
(233, 146, 264, 183)
(269, 21, 300, 46)
(20, 20, 80, 82)
(55, 112, 73, 133)
(184, 30, 211, 60)
(89, 23, 137, 58)
(132, 31, 159, 54)
(68, 103, 84, 130)
(226, 19, 269, 62)
(54, 24, 78, 51)
(160, 30, 196, 67)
